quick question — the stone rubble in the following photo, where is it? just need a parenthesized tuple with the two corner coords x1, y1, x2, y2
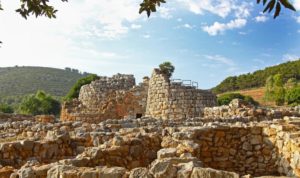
(1, 99, 300, 177)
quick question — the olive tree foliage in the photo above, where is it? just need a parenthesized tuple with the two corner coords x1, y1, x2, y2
(0, 0, 295, 20)
(139, 0, 296, 19)
(0, 0, 68, 19)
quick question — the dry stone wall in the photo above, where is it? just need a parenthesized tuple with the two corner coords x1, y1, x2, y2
(160, 121, 300, 177)
(146, 69, 217, 119)
(78, 74, 135, 108)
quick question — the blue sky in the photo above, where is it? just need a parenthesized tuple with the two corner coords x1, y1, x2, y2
(1, 0, 300, 89)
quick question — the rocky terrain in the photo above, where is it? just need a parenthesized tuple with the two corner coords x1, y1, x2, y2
(0, 99, 299, 178)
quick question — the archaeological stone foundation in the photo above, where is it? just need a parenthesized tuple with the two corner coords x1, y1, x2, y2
(2, 68, 300, 177)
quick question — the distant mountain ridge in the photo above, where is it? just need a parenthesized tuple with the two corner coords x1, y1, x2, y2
(213, 59, 300, 94)
(0, 66, 90, 103)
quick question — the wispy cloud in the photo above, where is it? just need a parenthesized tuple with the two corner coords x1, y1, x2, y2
(282, 54, 299, 61)
(143, 34, 151, 39)
(158, 7, 173, 19)
(175, 23, 195, 29)
(203, 54, 236, 66)
(238, 31, 248, 35)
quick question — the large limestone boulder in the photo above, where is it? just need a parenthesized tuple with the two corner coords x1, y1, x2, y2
(0, 167, 14, 178)
(149, 159, 177, 178)
(191, 167, 239, 178)
(157, 148, 177, 159)
(98, 167, 127, 178)
(129, 167, 153, 178)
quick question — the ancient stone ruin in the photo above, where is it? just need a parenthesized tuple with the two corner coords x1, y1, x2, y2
(2, 68, 300, 178)
(146, 69, 217, 119)
(61, 69, 217, 122)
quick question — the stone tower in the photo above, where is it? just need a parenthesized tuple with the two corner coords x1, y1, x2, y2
(146, 69, 217, 119)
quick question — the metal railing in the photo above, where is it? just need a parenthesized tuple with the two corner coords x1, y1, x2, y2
(171, 79, 198, 89)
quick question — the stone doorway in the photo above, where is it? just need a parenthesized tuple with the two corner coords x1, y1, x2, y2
(136, 113, 143, 119)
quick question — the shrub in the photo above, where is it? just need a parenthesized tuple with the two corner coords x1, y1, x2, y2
(65, 74, 99, 101)
(19, 90, 60, 115)
(0, 104, 14, 113)
(217, 93, 258, 106)
(159, 61, 175, 78)
(285, 87, 300, 106)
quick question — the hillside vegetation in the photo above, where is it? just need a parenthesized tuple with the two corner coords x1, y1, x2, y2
(219, 87, 275, 106)
(213, 59, 300, 94)
(0, 66, 90, 105)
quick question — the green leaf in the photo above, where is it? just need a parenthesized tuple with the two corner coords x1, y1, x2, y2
(263, 1, 272, 12)
(268, 0, 276, 12)
(263, 0, 267, 5)
(274, 2, 281, 19)
(280, 0, 296, 11)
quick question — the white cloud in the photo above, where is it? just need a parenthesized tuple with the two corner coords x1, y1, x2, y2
(0, 0, 143, 72)
(177, 0, 252, 19)
(294, 0, 300, 10)
(202, 18, 247, 36)
(177, 0, 233, 18)
(203, 54, 235, 66)
(158, 7, 173, 19)
(232, 2, 252, 18)
(131, 24, 142, 29)
(177, 0, 252, 35)
(282, 54, 299, 61)
(143, 34, 151, 39)
(253, 58, 265, 64)
(293, 0, 300, 23)
(254, 15, 268, 23)
(183, 23, 193, 29)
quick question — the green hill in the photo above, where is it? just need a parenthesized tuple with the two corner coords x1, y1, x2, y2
(213, 59, 300, 94)
(0, 66, 90, 105)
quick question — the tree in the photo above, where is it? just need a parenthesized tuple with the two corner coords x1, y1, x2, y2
(264, 75, 275, 101)
(285, 77, 298, 89)
(285, 87, 300, 106)
(273, 74, 286, 105)
(265, 74, 286, 105)
(19, 90, 60, 115)
(65, 74, 99, 101)
(159, 61, 175, 78)
(213, 59, 300, 94)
